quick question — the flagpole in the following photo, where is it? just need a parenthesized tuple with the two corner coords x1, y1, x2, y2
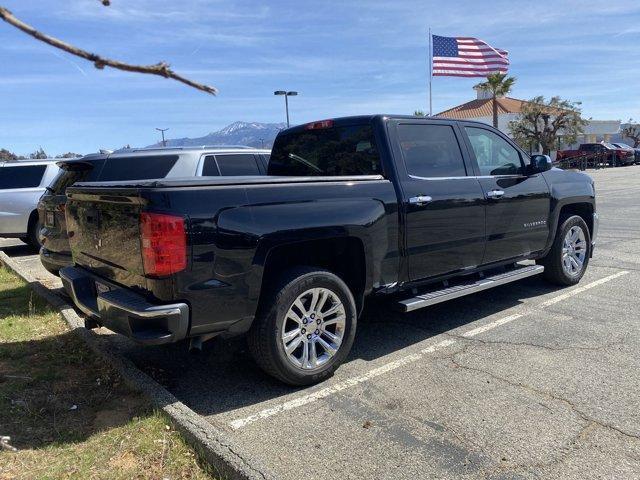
(428, 27, 433, 116)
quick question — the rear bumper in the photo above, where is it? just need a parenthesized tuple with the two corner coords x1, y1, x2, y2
(39, 247, 72, 272)
(60, 266, 189, 345)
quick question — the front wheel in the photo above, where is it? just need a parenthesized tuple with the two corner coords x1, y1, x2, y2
(248, 267, 357, 386)
(538, 215, 591, 286)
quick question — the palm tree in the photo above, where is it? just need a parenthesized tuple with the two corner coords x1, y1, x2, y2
(475, 73, 516, 129)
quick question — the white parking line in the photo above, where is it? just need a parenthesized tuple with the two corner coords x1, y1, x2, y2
(229, 270, 629, 430)
(462, 270, 629, 338)
(229, 339, 456, 430)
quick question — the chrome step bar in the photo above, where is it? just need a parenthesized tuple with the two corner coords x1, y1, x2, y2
(397, 265, 545, 313)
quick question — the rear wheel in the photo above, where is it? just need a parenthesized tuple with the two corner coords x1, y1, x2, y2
(248, 267, 357, 386)
(538, 215, 590, 286)
(26, 213, 42, 249)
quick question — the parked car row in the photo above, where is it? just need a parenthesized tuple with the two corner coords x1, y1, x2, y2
(611, 142, 640, 164)
(556, 142, 636, 166)
(0, 147, 270, 272)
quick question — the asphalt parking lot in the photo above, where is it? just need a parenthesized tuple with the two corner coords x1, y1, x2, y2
(2, 166, 639, 479)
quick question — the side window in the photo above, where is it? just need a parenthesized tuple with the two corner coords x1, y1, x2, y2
(0, 165, 47, 189)
(465, 127, 524, 176)
(215, 154, 261, 176)
(201, 156, 220, 176)
(259, 154, 270, 171)
(398, 124, 467, 178)
(98, 155, 178, 181)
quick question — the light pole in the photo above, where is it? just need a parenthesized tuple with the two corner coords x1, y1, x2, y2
(274, 91, 298, 128)
(155, 127, 169, 147)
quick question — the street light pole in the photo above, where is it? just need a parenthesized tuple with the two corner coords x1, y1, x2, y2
(274, 91, 298, 128)
(284, 94, 290, 127)
(155, 127, 169, 147)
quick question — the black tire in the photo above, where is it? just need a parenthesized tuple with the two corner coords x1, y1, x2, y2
(248, 267, 357, 386)
(26, 213, 42, 250)
(538, 215, 591, 286)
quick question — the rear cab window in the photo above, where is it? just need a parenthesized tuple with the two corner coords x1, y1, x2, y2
(269, 124, 382, 176)
(0, 164, 47, 189)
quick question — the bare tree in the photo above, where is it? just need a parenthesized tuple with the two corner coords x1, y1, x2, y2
(622, 120, 640, 148)
(0, 5, 217, 95)
(29, 147, 48, 159)
(509, 96, 587, 155)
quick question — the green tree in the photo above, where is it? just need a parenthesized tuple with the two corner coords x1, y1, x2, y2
(55, 152, 83, 158)
(475, 73, 516, 128)
(622, 120, 640, 147)
(0, 148, 18, 161)
(414, 110, 426, 117)
(29, 147, 48, 159)
(508, 96, 587, 155)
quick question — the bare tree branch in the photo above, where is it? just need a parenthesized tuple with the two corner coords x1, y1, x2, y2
(0, 6, 217, 95)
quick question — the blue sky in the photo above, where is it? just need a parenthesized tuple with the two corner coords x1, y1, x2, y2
(1, 0, 639, 155)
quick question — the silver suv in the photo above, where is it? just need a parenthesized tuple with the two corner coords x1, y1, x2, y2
(0, 159, 60, 247)
(39, 146, 270, 274)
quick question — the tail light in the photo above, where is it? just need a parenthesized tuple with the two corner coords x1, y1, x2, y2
(140, 212, 187, 277)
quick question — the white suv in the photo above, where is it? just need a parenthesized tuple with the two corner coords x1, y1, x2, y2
(0, 159, 60, 247)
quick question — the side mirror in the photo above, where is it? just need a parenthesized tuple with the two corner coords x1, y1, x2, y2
(529, 154, 552, 174)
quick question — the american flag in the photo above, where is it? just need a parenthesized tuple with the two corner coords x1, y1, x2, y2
(432, 35, 509, 77)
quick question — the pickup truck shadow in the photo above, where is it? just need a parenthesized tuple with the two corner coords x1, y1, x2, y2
(120, 276, 562, 419)
(0, 279, 150, 452)
(0, 243, 38, 257)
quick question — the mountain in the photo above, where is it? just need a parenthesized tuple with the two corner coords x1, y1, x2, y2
(146, 121, 287, 149)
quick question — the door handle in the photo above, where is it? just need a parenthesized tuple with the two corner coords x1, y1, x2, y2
(409, 195, 433, 206)
(486, 189, 505, 200)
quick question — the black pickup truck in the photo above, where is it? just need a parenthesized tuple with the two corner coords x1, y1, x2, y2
(60, 115, 598, 385)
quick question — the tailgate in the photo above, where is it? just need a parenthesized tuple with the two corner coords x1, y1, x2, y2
(65, 189, 148, 289)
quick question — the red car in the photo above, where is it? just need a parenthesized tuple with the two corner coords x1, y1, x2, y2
(557, 143, 634, 166)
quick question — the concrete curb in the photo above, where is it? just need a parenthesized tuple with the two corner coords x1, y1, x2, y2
(0, 251, 276, 480)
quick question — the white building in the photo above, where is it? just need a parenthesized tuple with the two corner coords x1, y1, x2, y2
(436, 87, 621, 153)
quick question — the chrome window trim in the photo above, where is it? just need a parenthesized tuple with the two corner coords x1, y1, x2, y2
(408, 174, 525, 181)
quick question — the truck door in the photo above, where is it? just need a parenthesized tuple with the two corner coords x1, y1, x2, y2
(391, 120, 486, 281)
(461, 125, 551, 264)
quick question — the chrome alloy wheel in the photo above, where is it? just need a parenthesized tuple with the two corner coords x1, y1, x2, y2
(562, 225, 587, 277)
(281, 287, 346, 370)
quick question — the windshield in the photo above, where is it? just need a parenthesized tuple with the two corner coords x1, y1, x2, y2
(269, 124, 382, 176)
